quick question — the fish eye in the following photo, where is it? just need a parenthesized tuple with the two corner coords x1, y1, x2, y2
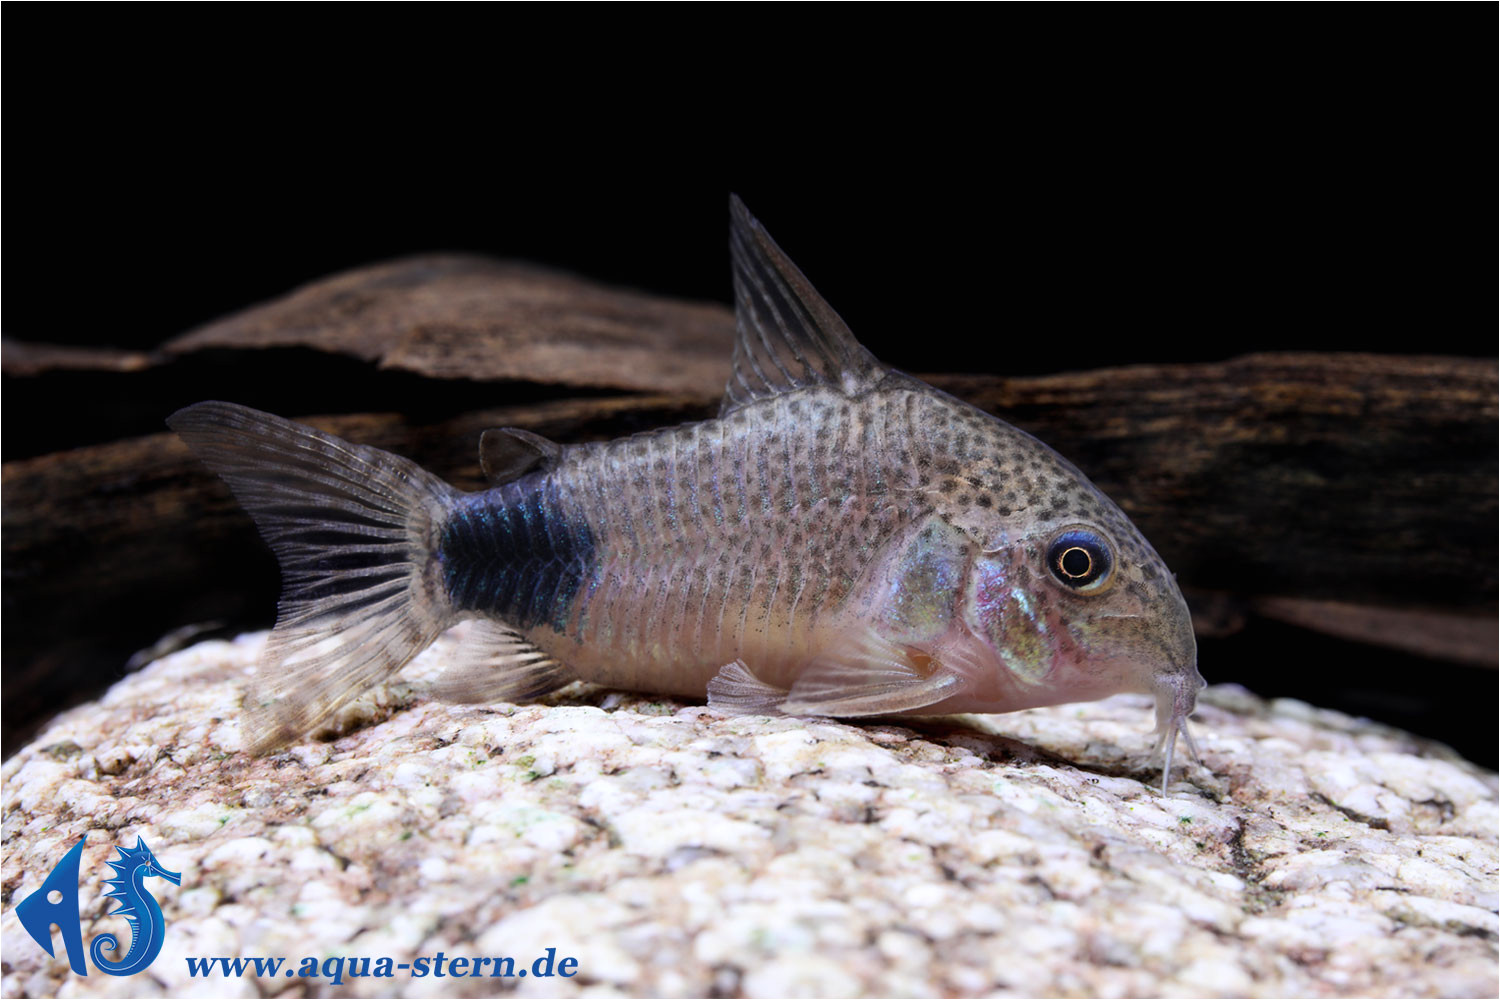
(1046, 527, 1114, 594)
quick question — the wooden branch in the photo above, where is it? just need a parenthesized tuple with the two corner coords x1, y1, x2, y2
(1249, 596, 1496, 668)
(162, 255, 736, 399)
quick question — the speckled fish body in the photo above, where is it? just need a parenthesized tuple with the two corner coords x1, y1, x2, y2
(444, 385, 1189, 713)
(170, 197, 1204, 791)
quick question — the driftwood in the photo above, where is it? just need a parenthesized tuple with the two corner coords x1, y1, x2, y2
(47, 255, 738, 399)
(165, 256, 735, 396)
(3, 256, 1495, 757)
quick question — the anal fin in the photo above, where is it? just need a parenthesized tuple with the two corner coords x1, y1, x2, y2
(431, 619, 571, 704)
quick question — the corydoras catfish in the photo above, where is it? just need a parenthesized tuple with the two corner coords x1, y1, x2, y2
(170, 197, 1205, 792)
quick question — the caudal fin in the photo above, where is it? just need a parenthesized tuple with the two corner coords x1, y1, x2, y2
(169, 402, 457, 753)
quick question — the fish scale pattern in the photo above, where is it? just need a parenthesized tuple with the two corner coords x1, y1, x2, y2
(542, 387, 925, 692)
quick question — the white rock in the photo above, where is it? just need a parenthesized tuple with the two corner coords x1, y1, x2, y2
(1, 633, 1494, 998)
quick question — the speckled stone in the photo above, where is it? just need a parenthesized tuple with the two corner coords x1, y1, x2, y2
(2, 628, 1496, 998)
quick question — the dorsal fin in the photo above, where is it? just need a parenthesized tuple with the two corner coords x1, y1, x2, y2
(479, 427, 562, 485)
(722, 195, 885, 415)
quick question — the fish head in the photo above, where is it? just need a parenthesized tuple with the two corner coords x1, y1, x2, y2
(958, 494, 1205, 792)
(909, 396, 1203, 729)
(963, 518, 1201, 709)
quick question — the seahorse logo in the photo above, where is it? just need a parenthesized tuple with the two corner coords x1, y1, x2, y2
(16, 836, 181, 977)
(88, 838, 182, 975)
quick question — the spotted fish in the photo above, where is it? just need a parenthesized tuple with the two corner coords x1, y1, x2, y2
(170, 197, 1205, 791)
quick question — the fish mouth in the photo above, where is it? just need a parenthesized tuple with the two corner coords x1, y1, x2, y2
(1087, 598, 1198, 677)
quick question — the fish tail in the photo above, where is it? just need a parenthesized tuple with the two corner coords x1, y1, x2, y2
(168, 401, 457, 753)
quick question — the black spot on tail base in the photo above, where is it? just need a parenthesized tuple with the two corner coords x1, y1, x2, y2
(439, 476, 595, 633)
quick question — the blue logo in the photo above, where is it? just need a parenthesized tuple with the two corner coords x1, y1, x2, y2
(16, 837, 181, 977)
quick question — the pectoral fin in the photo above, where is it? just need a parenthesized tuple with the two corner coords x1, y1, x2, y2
(780, 632, 962, 717)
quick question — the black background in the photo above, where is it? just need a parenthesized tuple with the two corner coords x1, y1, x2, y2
(5, 9, 1495, 760)
(6, 10, 1491, 371)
